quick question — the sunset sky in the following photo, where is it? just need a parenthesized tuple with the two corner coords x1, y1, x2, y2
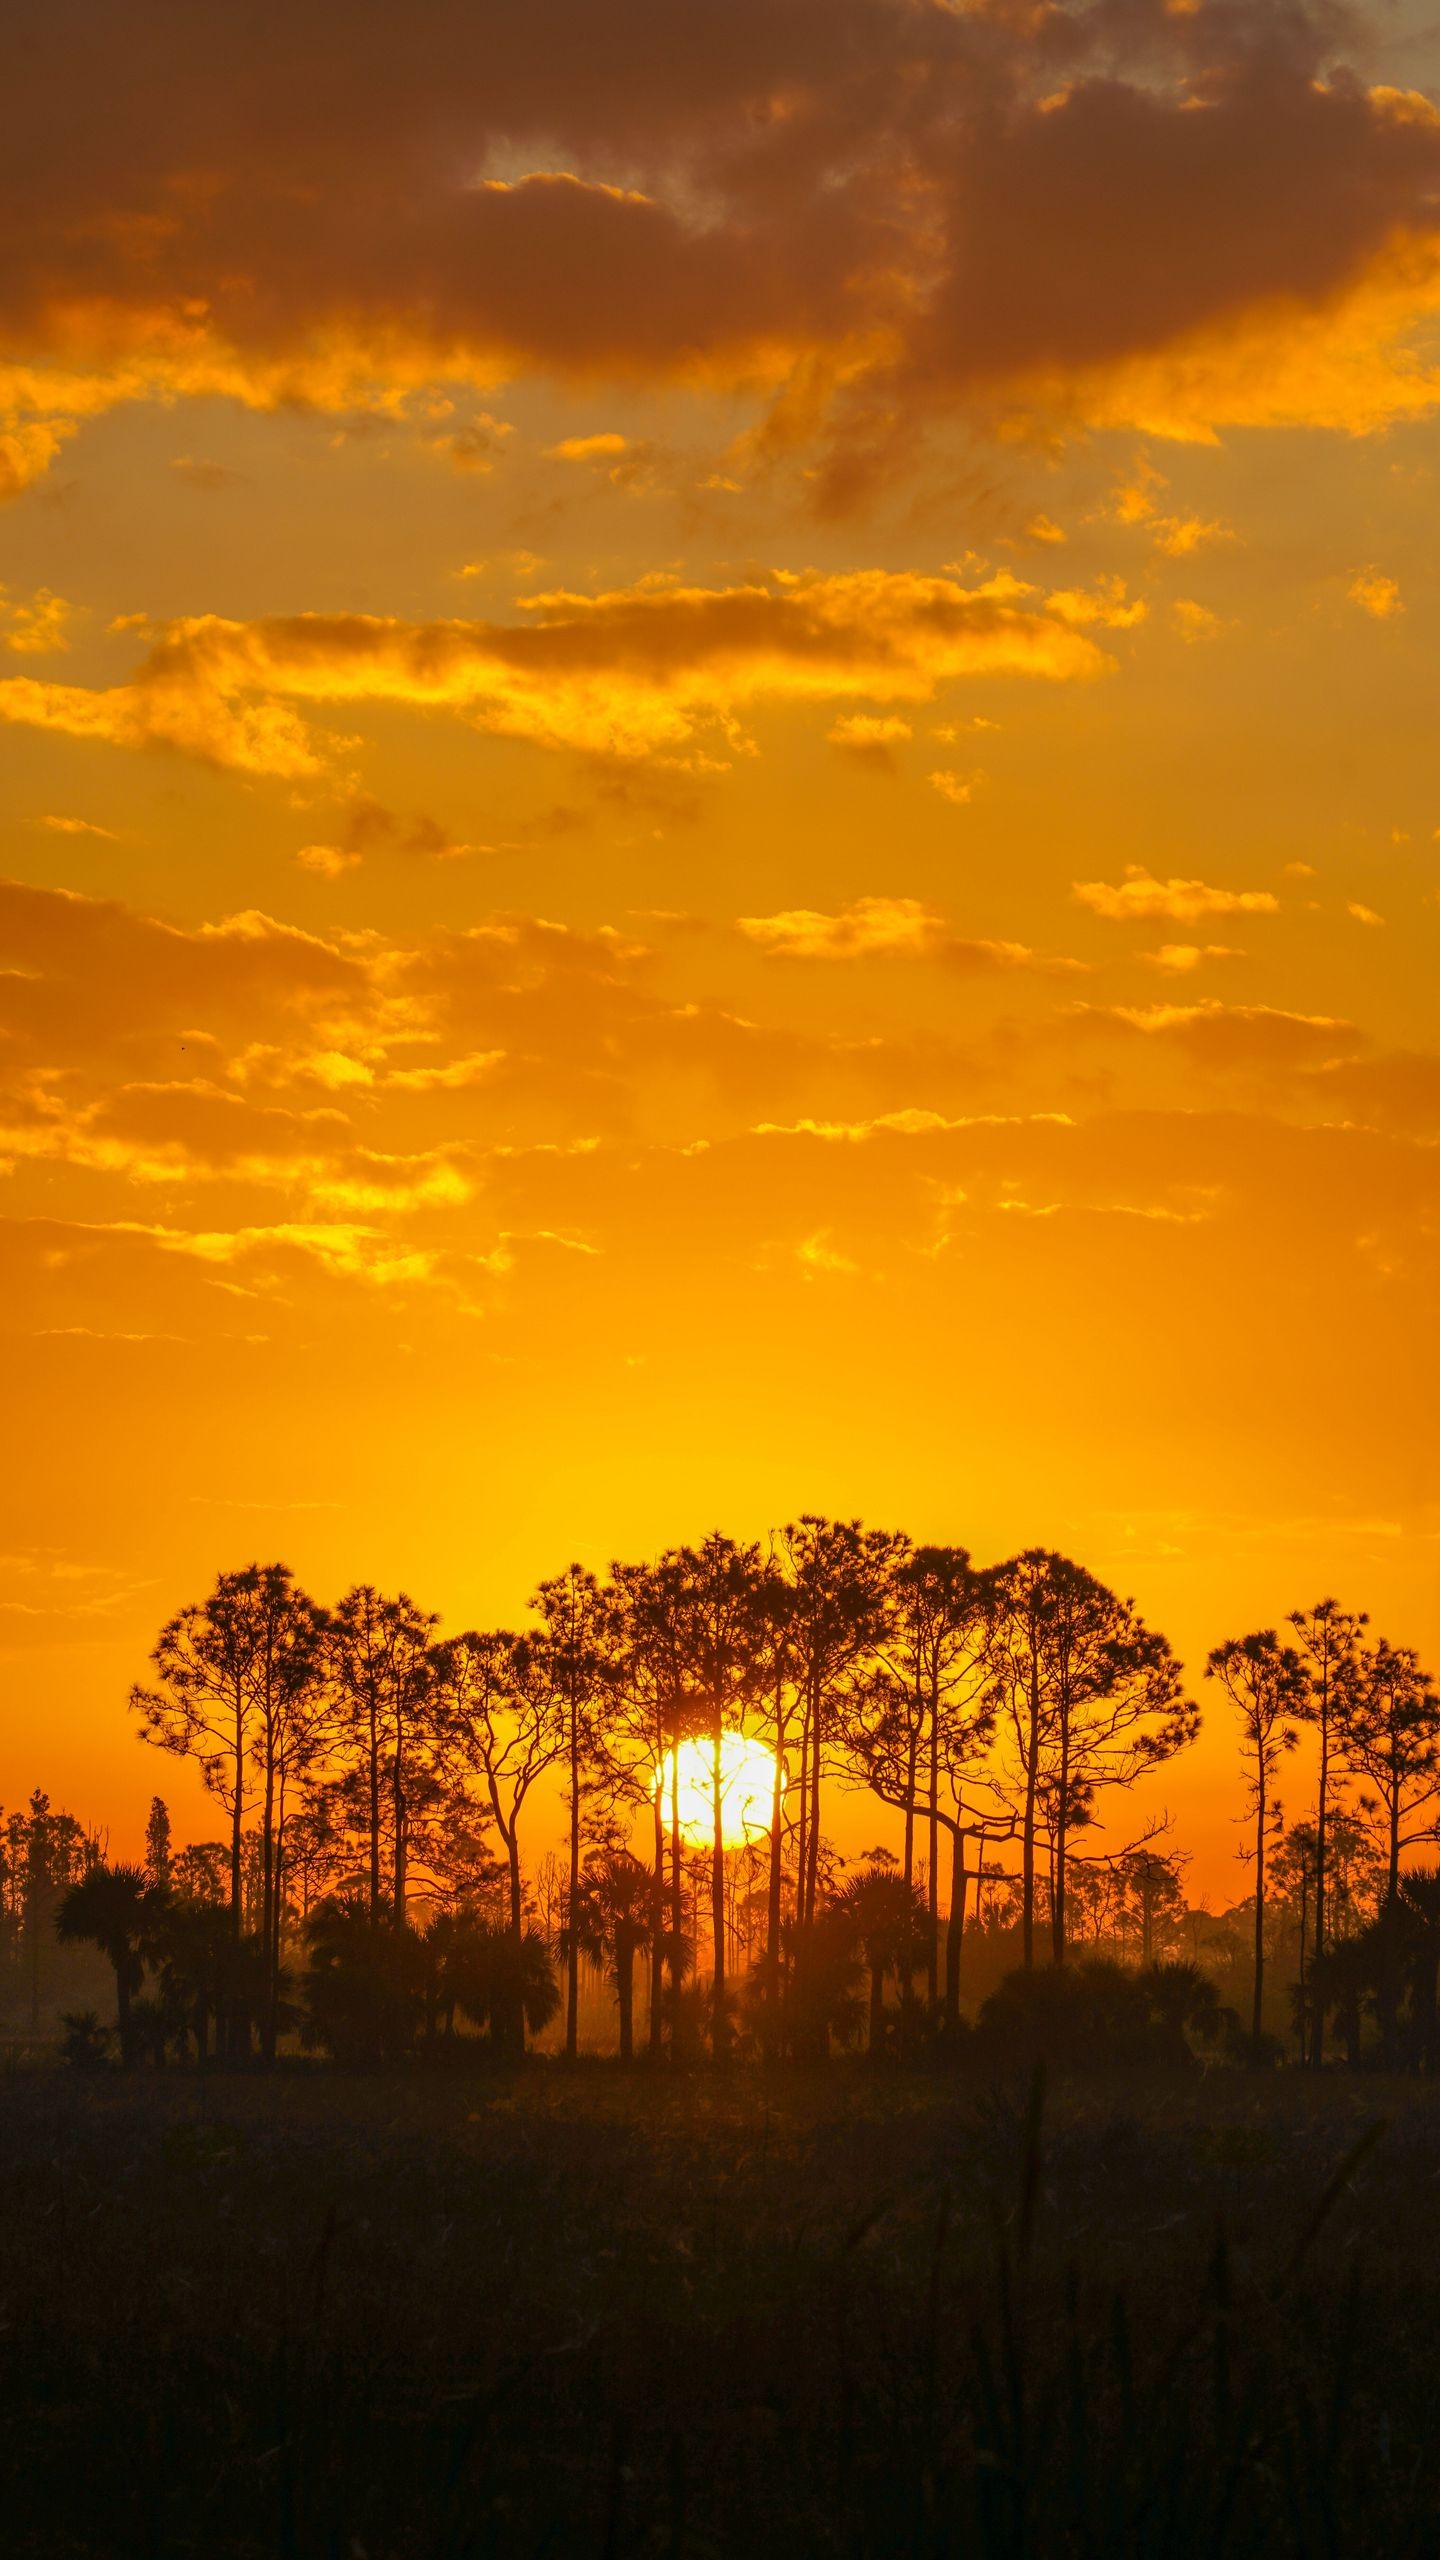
(3, 0, 1439, 1892)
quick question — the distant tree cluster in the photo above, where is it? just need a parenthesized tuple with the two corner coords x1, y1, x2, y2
(24, 1524, 1440, 2071)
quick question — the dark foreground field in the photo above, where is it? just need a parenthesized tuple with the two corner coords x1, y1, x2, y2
(3, 2063, 1439, 2558)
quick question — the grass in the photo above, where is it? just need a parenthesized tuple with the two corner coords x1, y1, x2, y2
(1, 2059, 1438, 2556)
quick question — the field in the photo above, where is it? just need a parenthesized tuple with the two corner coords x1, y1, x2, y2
(2, 2060, 1438, 2558)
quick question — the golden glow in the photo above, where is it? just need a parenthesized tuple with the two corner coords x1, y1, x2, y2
(3, 1, 1439, 1916)
(658, 1735, 782, 1849)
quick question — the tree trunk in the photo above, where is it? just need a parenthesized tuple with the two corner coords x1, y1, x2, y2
(565, 1694, 580, 2061)
(1022, 1659, 1039, 1970)
(868, 1958, 885, 2057)
(650, 1789, 666, 2055)
(1051, 1709, 1070, 1967)
(1252, 1767, 1266, 2048)
(805, 1685, 822, 1927)
(392, 1705, 407, 1932)
(260, 1727, 277, 2062)
(794, 1700, 811, 1940)
(710, 1716, 728, 2059)
(231, 1674, 245, 1939)
(927, 1687, 940, 2013)
(1312, 1682, 1330, 2068)
(670, 1744, 684, 2026)
(945, 1822, 967, 2031)
(368, 1697, 382, 1927)
(617, 1944, 634, 2063)
(765, 1722, 785, 2053)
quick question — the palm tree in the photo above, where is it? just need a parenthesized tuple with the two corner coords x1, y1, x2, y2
(55, 1863, 158, 2066)
(1139, 1959, 1229, 2063)
(832, 1864, 929, 2055)
(154, 1896, 241, 2064)
(452, 1921, 559, 2057)
(304, 1893, 425, 2065)
(564, 1851, 654, 2060)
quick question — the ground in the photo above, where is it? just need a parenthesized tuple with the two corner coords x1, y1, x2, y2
(1, 2059, 1436, 2556)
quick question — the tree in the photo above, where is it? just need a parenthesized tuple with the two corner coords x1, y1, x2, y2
(451, 1920, 560, 2056)
(990, 1552, 1196, 1966)
(236, 1563, 327, 2051)
(565, 1849, 654, 2060)
(1336, 1636, 1440, 1909)
(55, 1863, 159, 2067)
(831, 1863, 929, 2055)
(5, 1792, 97, 2029)
(143, 1797, 172, 1889)
(650, 1533, 767, 2057)
(746, 1562, 802, 2043)
(843, 1638, 1003, 2031)
(325, 1586, 439, 1928)
(131, 1571, 263, 1932)
(432, 1629, 558, 2043)
(153, 1893, 236, 2064)
(529, 1565, 611, 2062)
(1288, 1599, 1366, 2067)
(601, 1559, 693, 2055)
(1115, 1847, 1187, 1967)
(772, 1519, 897, 1933)
(303, 1894, 424, 2065)
(876, 1544, 991, 2005)
(1207, 1632, 1308, 2049)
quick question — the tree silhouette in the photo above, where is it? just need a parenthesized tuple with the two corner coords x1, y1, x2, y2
(564, 1849, 654, 2060)
(55, 1863, 159, 2067)
(530, 1565, 611, 2063)
(1207, 1632, 1307, 2049)
(433, 1629, 561, 2045)
(600, 1560, 691, 2056)
(877, 1544, 990, 2004)
(326, 1586, 438, 1928)
(773, 1518, 897, 1932)
(131, 1571, 263, 1933)
(1336, 1636, 1440, 1909)
(832, 1863, 929, 2055)
(990, 1553, 1196, 1967)
(1288, 1599, 1366, 2067)
(143, 1796, 172, 1889)
(451, 1919, 559, 2056)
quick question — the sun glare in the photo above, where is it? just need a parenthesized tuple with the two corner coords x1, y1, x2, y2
(657, 1732, 782, 1848)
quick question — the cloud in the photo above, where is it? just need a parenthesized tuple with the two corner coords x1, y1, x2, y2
(296, 842, 362, 878)
(1072, 999, 1365, 1069)
(0, 569, 1111, 776)
(1142, 944, 1243, 974)
(929, 768, 976, 806)
(1348, 567, 1403, 618)
(739, 897, 945, 960)
(1, 586, 71, 655)
(547, 432, 631, 460)
(827, 712, 911, 768)
(1347, 901, 1386, 925)
(39, 813, 117, 838)
(737, 895, 1078, 974)
(4, 3, 1440, 495)
(1171, 599, 1223, 643)
(1073, 867, 1280, 923)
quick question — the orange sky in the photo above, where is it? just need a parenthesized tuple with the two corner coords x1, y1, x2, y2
(3, 0, 1439, 1901)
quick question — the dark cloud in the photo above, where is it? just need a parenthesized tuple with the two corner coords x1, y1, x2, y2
(2, 0, 1437, 468)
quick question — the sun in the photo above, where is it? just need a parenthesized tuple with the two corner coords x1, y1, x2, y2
(657, 1732, 782, 1848)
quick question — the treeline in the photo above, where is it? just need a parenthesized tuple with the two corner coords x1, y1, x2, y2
(25, 1525, 1440, 2070)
